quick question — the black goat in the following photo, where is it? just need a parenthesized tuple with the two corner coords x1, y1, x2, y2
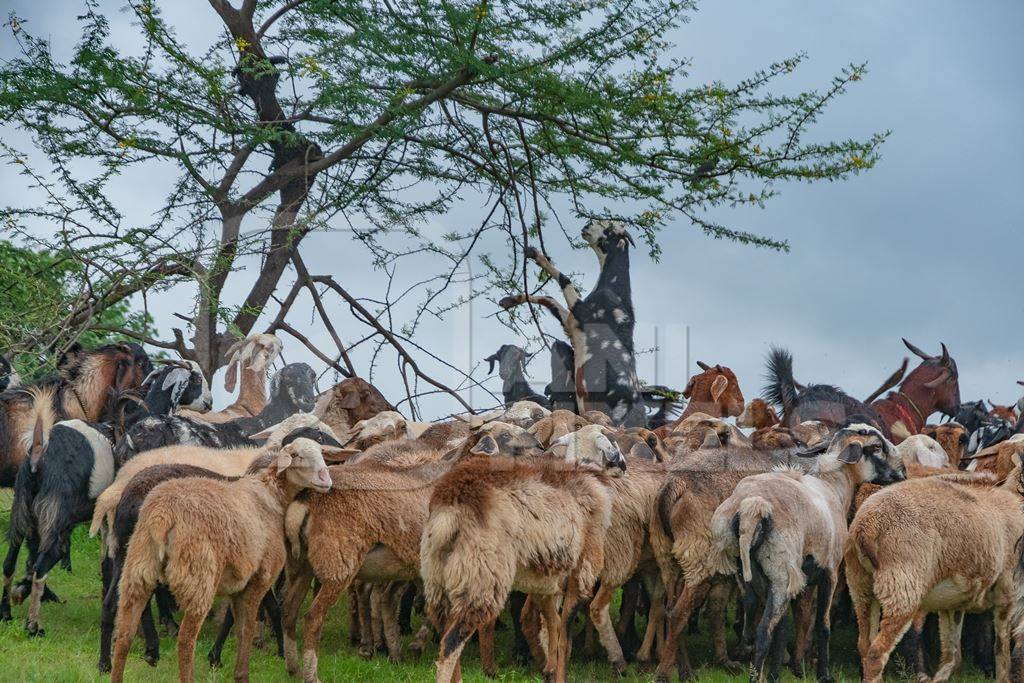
(501, 220, 646, 426)
(0, 362, 209, 632)
(484, 345, 548, 407)
(114, 362, 317, 462)
(763, 346, 885, 434)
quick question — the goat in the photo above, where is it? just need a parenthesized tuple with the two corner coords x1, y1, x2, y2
(0, 353, 21, 392)
(422, 445, 626, 683)
(988, 400, 1018, 424)
(485, 344, 548, 406)
(710, 425, 904, 683)
(114, 362, 317, 462)
(500, 220, 646, 427)
(677, 362, 745, 423)
(922, 423, 969, 469)
(870, 340, 961, 441)
(109, 437, 333, 683)
(312, 376, 395, 439)
(1, 362, 209, 631)
(0, 342, 148, 486)
(177, 333, 282, 423)
(846, 466, 1024, 683)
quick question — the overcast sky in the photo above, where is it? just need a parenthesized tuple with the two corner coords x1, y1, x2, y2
(2, 1, 1022, 419)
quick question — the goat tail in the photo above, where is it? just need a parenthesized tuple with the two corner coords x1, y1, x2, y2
(737, 496, 774, 583)
(763, 346, 799, 417)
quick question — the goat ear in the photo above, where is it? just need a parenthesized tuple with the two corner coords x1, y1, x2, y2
(923, 370, 949, 389)
(114, 360, 134, 391)
(1012, 451, 1022, 470)
(837, 443, 864, 464)
(710, 375, 728, 403)
(470, 435, 499, 457)
(224, 359, 239, 393)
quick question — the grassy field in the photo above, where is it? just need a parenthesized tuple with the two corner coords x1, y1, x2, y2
(0, 490, 988, 682)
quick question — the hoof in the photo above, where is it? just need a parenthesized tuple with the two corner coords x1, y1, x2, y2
(207, 652, 222, 668)
(0, 606, 11, 622)
(357, 645, 373, 660)
(611, 659, 628, 677)
(25, 621, 44, 637)
(719, 658, 744, 674)
(144, 652, 159, 668)
(98, 660, 111, 673)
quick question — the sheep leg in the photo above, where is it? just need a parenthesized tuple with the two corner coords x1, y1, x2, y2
(231, 586, 266, 683)
(655, 579, 710, 682)
(380, 582, 404, 663)
(370, 584, 387, 655)
(356, 582, 374, 658)
(932, 610, 965, 683)
(862, 609, 916, 683)
(398, 582, 416, 635)
(175, 610, 206, 683)
(788, 588, 815, 677)
(436, 616, 475, 683)
(139, 598, 161, 666)
(636, 577, 666, 664)
(589, 582, 627, 675)
(281, 561, 314, 674)
(478, 618, 497, 677)
(347, 584, 362, 645)
(302, 579, 346, 683)
(751, 584, 789, 683)
(110, 579, 158, 683)
(812, 573, 835, 683)
(708, 580, 743, 671)
(615, 578, 642, 660)
(520, 596, 548, 669)
(994, 604, 1013, 683)
(537, 594, 563, 683)
(408, 622, 432, 660)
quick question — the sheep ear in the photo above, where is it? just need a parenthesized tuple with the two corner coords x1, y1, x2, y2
(1012, 451, 1022, 470)
(275, 447, 294, 471)
(248, 422, 281, 442)
(470, 435, 499, 457)
(710, 375, 728, 403)
(837, 444, 864, 464)
(700, 431, 722, 449)
(797, 441, 830, 458)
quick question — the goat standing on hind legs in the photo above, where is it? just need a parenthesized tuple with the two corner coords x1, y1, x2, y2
(499, 220, 645, 427)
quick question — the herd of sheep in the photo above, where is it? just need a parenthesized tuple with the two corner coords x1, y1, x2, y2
(1, 332, 1024, 683)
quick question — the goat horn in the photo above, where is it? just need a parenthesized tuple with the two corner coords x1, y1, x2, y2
(696, 360, 712, 371)
(1018, 380, 1024, 387)
(864, 357, 909, 404)
(939, 342, 950, 366)
(902, 338, 931, 360)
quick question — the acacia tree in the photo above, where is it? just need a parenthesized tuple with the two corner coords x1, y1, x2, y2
(0, 0, 884, 415)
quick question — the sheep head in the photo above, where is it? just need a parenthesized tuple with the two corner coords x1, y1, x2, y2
(452, 422, 545, 460)
(800, 423, 903, 485)
(499, 400, 551, 428)
(549, 424, 627, 476)
(223, 333, 283, 393)
(276, 437, 333, 493)
(342, 410, 409, 449)
(250, 413, 344, 455)
(921, 422, 969, 469)
(528, 409, 591, 447)
(737, 398, 779, 430)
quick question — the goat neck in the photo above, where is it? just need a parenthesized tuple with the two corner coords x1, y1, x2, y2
(594, 239, 632, 309)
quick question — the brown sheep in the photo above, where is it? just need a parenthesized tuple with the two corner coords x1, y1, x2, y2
(846, 467, 1024, 683)
(922, 422, 969, 469)
(663, 413, 747, 457)
(312, 376, 395, 438)
(178, 334, 282, 423)
(109, 437, 333, 683)
(422, 455, 620, 683)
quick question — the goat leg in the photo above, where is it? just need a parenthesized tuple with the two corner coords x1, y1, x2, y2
(207, 604, 233, 668)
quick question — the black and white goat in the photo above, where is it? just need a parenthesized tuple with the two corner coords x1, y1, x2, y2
(113, 362, 318, 462)
(484, 344, 548, 407)
(501, 220, 646, 427)
(0, 361, 209, 633)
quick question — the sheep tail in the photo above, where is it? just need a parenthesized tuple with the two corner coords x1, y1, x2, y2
(737, 496, 774, 583)
(420, 507, 462, 628)
(853, 528, 879, 571)
(763, 346, 798, 417)
(120, 508, 173, 598)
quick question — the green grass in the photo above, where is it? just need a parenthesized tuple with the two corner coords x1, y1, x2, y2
(0, 490, 988, 681)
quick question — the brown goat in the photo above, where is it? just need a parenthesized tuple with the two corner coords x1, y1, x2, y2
(313, 376, 395, 438)
(110, 438, 332, 683)
(0, 343, 145, 486)
(659, 362, 743, 431)
(988, 400, 1018, 424)
(847, 468, 1024, 683)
